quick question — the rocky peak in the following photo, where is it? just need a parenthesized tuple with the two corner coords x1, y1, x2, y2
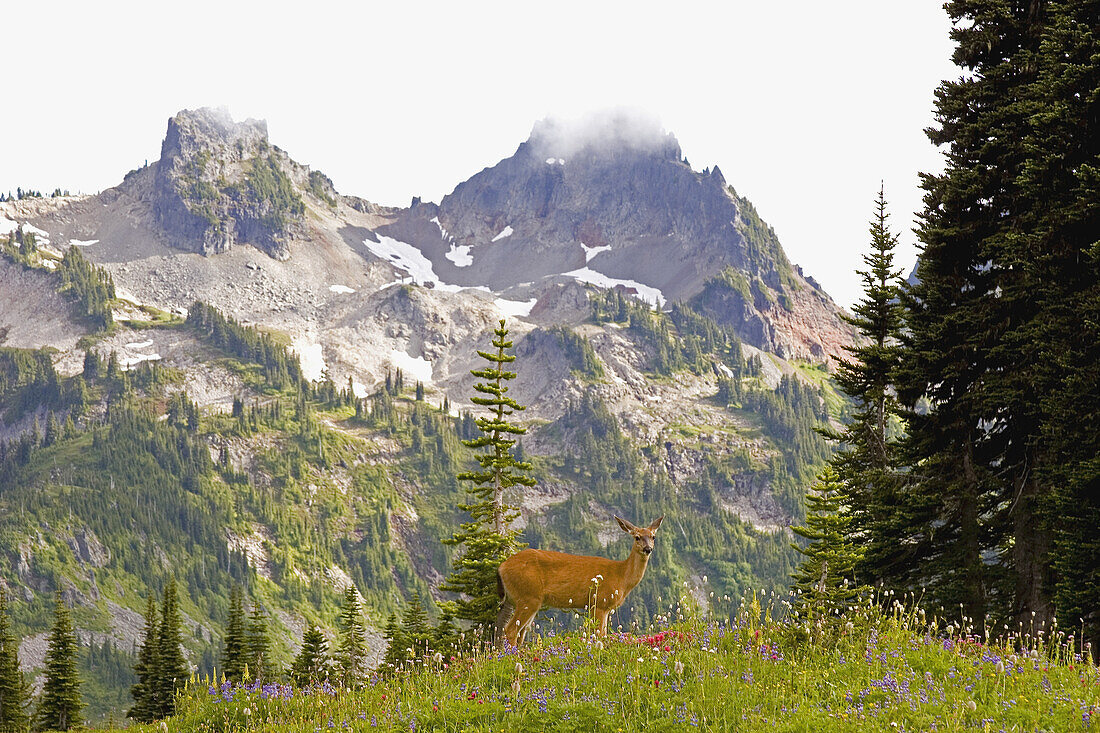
(521, 111, 682, 163)
(152, 107, 311, 259)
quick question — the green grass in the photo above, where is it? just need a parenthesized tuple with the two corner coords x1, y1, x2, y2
(117, 598, 1099, 732)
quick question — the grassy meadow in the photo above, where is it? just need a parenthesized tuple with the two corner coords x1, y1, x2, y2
(116, 594, 1099, 732)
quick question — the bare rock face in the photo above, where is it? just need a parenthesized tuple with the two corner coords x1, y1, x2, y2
(152, 107, 312, 259)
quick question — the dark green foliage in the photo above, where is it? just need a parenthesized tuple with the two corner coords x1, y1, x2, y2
(896, 0, 1085, 629)
(57, 246, 114, 331)
(233, 154, 305, 232)
(381, 593, 433, 672)
(790, 466, 866, 615)
(153, 579, 188, 718)
(290, 625, 329, 688)
(826, 188, 908, 588)
(186, 301, 304, 390)
(244, 601, 274, 682)
(544, 327, 603, 378)
(306, 170, 337, 207)
(219, 586, 246, 684)
(34, 592, 82, 732)
(0, 589, 30, 733)
(1021, 0, 1100, 643)
(335, 586, 367, 690)
(127, 595, 160, 723)
(441, 320, 534, 635)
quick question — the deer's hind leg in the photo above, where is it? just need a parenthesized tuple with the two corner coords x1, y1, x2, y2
(504, 599, 541, 647)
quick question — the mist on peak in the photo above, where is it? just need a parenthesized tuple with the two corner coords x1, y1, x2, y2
(523, 109, 681, 162)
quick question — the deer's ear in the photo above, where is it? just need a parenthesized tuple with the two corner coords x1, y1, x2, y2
(648, 516, 664, 532)
(615, 516, 637, 534)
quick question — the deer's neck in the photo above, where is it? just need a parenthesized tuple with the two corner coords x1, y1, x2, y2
(619, 547, 650, 593)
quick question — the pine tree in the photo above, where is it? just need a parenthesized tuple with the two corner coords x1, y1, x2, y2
(244, 602, 273, 682)
(34, 592, 82, 732)
(334, 586, 367, 690)
(290, 625, 329, 688)
(441, 319, 535, 635)
(826, 186, 911, 588)
(1021, 0, 1100, 644)
(380, 613, 407, 672)
(0, 589, 30, 733)
(400, 592, 431, 661)
(790, 466, 866, 615)
(152, 579, 188, 718)
(899, 0, 1047, 624)
(219, 586, 246, 684)
(126, 594, 160, 723)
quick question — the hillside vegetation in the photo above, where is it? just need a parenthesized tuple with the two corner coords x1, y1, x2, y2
(118, 597, 1099, 732)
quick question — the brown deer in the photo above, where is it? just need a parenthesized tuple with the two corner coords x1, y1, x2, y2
(495, 515, 663, 646)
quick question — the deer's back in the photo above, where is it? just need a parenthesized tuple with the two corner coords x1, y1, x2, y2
(499, 549, 621, 609)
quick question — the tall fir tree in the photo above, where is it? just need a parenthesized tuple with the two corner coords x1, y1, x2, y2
(826, 187, 911, 588)
(441, 319, 535, 635)
(1021, 0, 1100, 643)
(244, 602, 273, 682)
(400, 592, 431, 661)
(152, 579, 188, 719)
(219, 586, 246, 684)
(334, 586, 367, 690)
(380, 613, 407, 673)
(290, 625, 329, 688)
(790, 466, 866, 615)
(0, 589, 30, 733)
(899, 0, 1047, 624)
(34, 592, 82, 732)
(126, 594, 160, 723)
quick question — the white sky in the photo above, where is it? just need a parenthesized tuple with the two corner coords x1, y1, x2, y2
(0, 1, 956, 309)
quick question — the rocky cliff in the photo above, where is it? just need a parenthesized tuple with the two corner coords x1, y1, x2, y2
(152, 107, 335, 259)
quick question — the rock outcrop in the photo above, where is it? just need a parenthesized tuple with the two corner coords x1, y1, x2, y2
(152, 107, 326, 259)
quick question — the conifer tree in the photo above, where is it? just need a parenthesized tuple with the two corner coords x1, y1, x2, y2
(290, 625, 329, 688)
(152, 579, 188, 718)
(219, 586, 246, 684)
(127, 594, 160, 723)
(1021, 0, 1100, 644)
(334, 586, 367, 690)
(441, 319, 535, 635)
(0, 589, 30, 733)
(244, 602, 273, 682)
(825, 186, 910, 588)
(790, 466, 866, 615)
(380, 613, 406, 672)
(34, 592, 82, 732)
(899, 0, 1047, 624)
(400, 592, 431, 661)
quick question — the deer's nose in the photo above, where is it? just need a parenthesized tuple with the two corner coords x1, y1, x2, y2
(642, 546, 652, 555)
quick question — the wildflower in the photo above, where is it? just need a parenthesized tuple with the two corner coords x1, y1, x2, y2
(674, 660, 685, 675)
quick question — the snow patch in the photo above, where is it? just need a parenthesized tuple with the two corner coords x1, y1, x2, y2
(126, 340, 154, 349)
(581, 242, 612, 262)
(119, 353, 161, 371)
(328, 284, 355, 294)
(444, 244, 473, 267)
(390, 350, 433, 384)
(69, 239, 98, 247)
(544, 158, 565, 165)
(364, 236, 485, 293)
(491, 225, 514, 243)
(0, 218, 17, 235)
(21, 224, 49, 240)
(293, 341, 326, 382)
(563, 267, 666, 307)
(495, 298, 537, 318)
(430, 216, 452, 242)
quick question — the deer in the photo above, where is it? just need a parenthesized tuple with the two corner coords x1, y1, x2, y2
(495, 515, 663, 647)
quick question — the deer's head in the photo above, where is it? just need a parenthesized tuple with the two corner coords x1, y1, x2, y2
(615, 516, 664, 557)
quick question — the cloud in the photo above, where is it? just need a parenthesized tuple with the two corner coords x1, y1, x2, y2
(526, 108, 680, 160)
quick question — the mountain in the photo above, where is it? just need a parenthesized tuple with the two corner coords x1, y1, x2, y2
(0, 108, 853, 722)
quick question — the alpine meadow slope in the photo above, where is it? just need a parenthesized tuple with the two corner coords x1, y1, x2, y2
(0, 107, 854, 723)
